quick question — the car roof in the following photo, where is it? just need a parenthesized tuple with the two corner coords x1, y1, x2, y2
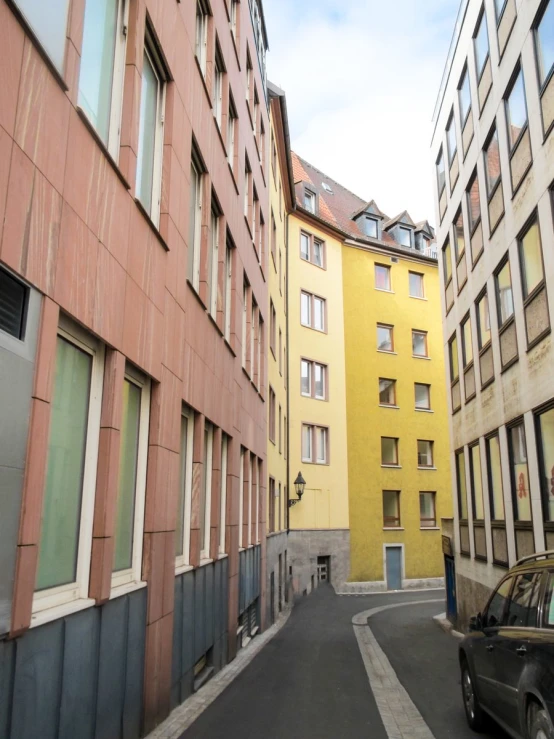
(509, 557, 554, 577)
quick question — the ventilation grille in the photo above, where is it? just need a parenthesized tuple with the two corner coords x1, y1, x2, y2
(391, 257, 399, 264)
(0, 268, 27, 340)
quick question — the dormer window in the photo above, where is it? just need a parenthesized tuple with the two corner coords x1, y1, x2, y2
(399, 227, 412, 247)
(364, 217, 378, 238)
(304, 190, 316, 213)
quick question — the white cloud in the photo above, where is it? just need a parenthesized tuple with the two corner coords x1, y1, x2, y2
(264, 0, 460, 225)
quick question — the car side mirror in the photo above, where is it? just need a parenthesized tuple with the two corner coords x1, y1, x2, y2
(469, 613, 482, 632)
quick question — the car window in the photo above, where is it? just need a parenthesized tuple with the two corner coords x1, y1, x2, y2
(484, 576, 513, 628)
(505, 572, 540, 628)
(543, 573, 554, 629)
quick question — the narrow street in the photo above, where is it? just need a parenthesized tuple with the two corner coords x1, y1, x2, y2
(180, 585, 509, 739)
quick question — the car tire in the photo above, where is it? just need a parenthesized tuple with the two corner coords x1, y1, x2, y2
(461, 660, 485, 732)
(530, 708, 554, 739)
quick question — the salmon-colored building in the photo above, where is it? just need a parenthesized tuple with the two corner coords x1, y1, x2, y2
(0, 0, 270, 734)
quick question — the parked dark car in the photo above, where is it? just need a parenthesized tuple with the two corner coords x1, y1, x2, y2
(459, 552, 554, 738)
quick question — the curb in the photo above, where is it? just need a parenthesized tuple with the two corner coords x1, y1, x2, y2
(433, 611, 464, 640)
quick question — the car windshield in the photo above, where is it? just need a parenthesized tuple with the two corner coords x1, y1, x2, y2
(483, 577, 513, 628)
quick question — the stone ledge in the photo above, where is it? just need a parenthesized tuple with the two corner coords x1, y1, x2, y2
(433, 611, 464, 640)
(337, 577, 445, 595)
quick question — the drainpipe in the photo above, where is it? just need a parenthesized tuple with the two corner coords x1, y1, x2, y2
(285, 209, 291, 530)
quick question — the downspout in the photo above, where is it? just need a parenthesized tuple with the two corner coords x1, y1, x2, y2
(285, 209, 290, 530)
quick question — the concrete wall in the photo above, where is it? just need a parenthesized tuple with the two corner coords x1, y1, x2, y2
(265, 531, 288, 624)
(0, 286, 40, 635)
(287, 529, 350, 594)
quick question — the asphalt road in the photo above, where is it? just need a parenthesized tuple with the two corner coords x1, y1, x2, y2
(371, 600, 510, 739)
(180, 584, 509, 739)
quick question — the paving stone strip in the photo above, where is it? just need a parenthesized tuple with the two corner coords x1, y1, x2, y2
(352, 599, 443, 739)
(146, 609, 292, 739)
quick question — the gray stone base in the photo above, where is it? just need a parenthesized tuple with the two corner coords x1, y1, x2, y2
(337, 577, 444, 595)
(265, 532, 289, 627)
(286, 529, 350, 594)
(455, 569, 494, 632)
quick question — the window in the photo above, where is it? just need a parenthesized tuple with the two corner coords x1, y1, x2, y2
(506, 573, 540, 628)
(270, 300, 276, 356)
(495, 259, 514, 326)
(484, 127, 501, 196)
(436, 148, 446, 196)
(535, 0, 554, 88)
(300, 232, 325, 268)
(412, 330, 428, 358)
(443, 240, 452, 285)
(300, 291, 326, 332)
(518, 218, 544, 299)
(459, 65, 472, 124)
(200, 422, 214, 560)
(505, 68, 528, 151)
(246, 49, 253, 107)
(544, 574, 554, 628)
(244, 159, 251, 219)
(494, 0, 507, 22)
(302, 424, 328, 464)
(456, 450, 468, 520)
(487, 434, 505, 520)
(252, 186, 258, 242)
(112, 368, 150, 588)
(454, 210, 466, 261)
(209, 204, 220, 319)
(278, 406, 282, 454)
(195, 0, 209, 75)
(268, 477, 275, 534)
(377, 324, 394, 352)
(364, 217, 378, 238)
(375, 264, 391, 291)
(466, 170, 481, 232)
(213, 45, 224, 128)
(415, 383, 431, 410)
(537, 407, 554, 524)
(470, 443, 484, 520)
(227, 93, 237, 168)
(399, 227, 411, 247)
(239, 448, 245, 545)
(383, 491, 401, 528)
(136, 39, 166, 226)
(224, 238, 233, 341)
(300, 232, 309, 261)
(230, 0, 239, 41)
(301, 360, 327, 400)
(420, 493, 436, 528)
(13, 0, 70, 72)
(269, 388, 276, 443)
(188, 150, 204, 291)
(242, 280, 248, 368)
(446, 113, 457, 163)
(34, 322, 104, 612)
(271, 134, 277, 177)
(509, 423, 531, 521)
(461, 315, 473, 367)
(219, 435, 228, 554)
(0, 268, 27, 339)
(449, 333, 459, 382)
(476, 291, 491, 348)
(304, 190, 316, 213)
(176, 406, 194, 565)
(409, 272, 424, 298)
(379, 378, 396, 406)
(484, 577, 513, 628)
(417, 440, 434, 468)
(381, 437, 398, 466)
(79, 0, 127, 156)
(313, 239, 324, 268)
(279, 329, 282, 374)
(474, 9, 490, 79)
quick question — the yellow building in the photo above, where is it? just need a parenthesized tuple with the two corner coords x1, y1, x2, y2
(287, 155, 452, 592)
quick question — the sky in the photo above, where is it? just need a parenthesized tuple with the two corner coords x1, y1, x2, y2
(263, 0, 461, 226)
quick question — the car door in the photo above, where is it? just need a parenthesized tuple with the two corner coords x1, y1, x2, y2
(493, 571, 541, 732)
(471, 576, 514, 710)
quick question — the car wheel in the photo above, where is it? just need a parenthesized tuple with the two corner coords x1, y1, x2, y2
(461, 660, 485, 732)
(530, 709, 554, 739)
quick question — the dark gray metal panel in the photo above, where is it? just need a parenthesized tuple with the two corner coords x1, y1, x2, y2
(171, 576, 183, 705)
(181, 571, 195, 676)
(222, 557, 229, 643)
(0, 638, 15, 737)
(213, 562, 222, 640)
(95, 596, 128, 739)
(205, 565, 214, 651)
(11, 619, 64, 739)
(193, 567, 205, 662)
(180, 668, 193, 704)
(58, 608, 100, 739)
(122, 589, 146, 739)
(0, 466, 24, 635)
(239, 551, 245, 614)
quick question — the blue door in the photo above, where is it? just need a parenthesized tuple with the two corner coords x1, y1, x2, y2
(385, 547, 402, 590)
(445, 556, 457, 622)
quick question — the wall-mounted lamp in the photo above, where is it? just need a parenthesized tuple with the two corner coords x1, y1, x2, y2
(288, 471, 306, 507)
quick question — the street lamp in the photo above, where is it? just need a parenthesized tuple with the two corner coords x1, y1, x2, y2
(289, 471, 306, 507)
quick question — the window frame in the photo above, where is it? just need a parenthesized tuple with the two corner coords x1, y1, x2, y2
(377, 323, 394, 353)
(417, 439, 434, 469)
(189, 145, 205, 291)
(412, 329, 429, 358)
(473, 6, 491, 83)
(195, 0, 210, 76)
(458, 63, 472, 129)
(476, 288, 492, 351)
(504, 64, 529, 155)
(419, 492, 437, 528)
(534, 0, 554, 92)
(301, 423, 329, 465)
(218, 435, 228, 555)
(486, 432, 506, 524)
(508, 420, 533, 524)
(483, 124, 502, 201)
(200, 421, 214, 561)
(517, 213, 546, 302)
(381, 437, 399, 467)
(409, 271, 425, 299)
(304, 189, 316, 213)
(446, 110, 458, 164)
(375, 263, 392, 292)
(466, 169, 482, 239)
(176, 405, 195, 570)
(300, 231, 326, 269)
(461, 313, 474, 369)
(300, 290, 326, 333)
(32, 319, 105, 616)
(495, 255, 515, 330)
(383, 490, 401, 528)
(436, 147, 446, 198)
(11, 0, 71, 74)
(379, 377, 397, 407)
(415, 383, 431, 411)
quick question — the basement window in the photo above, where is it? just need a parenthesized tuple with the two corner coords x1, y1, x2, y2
(0, 267, 28, 340)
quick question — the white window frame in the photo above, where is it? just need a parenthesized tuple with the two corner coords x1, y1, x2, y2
(213, 50, 224, 127)
(200, 422, 214, 561)
(301, 291, 312, 327)
(301, 359, 312, 397)
(210, 208, 219, 319)
(136, 41, 166, 227)
(190, 154, 203, 291)
(239, 447, 245, 549)
(176, 406, 195, 570)
(301, 424, 313, 463)
(111, 365, 151, 592)
(314, 362, 326, 400)
(304, 190, 316, 213)
(224, 242, 233, 341)
(195, 0, 209, 75)
(409, 271, 425, 299)
(248, 456, 254, 546)
(219, 435, 228, 555)
(314, 296, 325, 332)
(230, 0, 238, 39)
(302, 424, 328, 464)
(78, 0, 129, 159)
(227, 96, 237, 167)
(242, 282, 248, 368)
(316, 427, 328, 464)
(32, 317, 105, 621)
(14, 0, 70, 73)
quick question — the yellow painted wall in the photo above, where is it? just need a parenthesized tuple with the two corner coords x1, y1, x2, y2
(342, 244, 452, 582)
(288, 215, 349, 530)
(267, 110, 287, 533)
